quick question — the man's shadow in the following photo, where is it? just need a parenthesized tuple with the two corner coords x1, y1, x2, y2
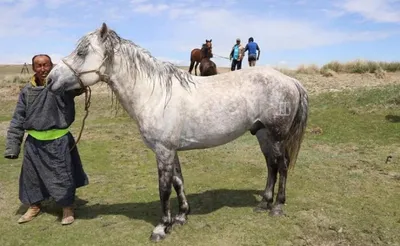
(385, 114, 400, 123)
(16, 189, 261, 225)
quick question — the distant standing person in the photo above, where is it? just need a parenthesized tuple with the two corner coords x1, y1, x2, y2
(244, 37, 260, 67)
(229, 38, 245, 71)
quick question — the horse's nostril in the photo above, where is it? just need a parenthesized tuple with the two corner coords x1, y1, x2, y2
(46, 78, 53, 84)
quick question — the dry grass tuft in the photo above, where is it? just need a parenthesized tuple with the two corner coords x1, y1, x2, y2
(1, 74, 31, 84)
(296, 64, 320, 74)
(374, 66, 387, 79)
(320, 68, 337, 77)
(320, 59, 400, 74)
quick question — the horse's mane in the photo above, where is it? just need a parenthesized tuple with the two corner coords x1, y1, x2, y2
(74, 29, 196, 108)
(113, 32, 195, 92)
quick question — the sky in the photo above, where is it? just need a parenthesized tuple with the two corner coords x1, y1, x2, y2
(0, 0, 399, 68)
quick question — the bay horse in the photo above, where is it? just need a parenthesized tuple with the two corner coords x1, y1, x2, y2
(47, 23, 309, 242)
(188, 39, 213, 76)
(199, 57, 217, 76)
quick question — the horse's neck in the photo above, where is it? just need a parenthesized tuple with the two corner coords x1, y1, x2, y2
(109, 59, 170, 121)
(108, 41, 195, 120)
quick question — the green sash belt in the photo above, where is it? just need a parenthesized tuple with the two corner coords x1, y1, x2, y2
(27, 128, 69, 141)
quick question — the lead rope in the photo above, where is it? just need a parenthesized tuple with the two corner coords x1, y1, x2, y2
(62, 57, 107, 152)
(69, 85, 91, 152)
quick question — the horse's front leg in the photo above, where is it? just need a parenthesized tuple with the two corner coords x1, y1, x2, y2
(194, 62, 199, 76)
(172, 153, 190, 226)
(150, 147, 175, 242)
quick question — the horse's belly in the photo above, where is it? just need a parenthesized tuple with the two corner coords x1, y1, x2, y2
(178, 127, 249, 150)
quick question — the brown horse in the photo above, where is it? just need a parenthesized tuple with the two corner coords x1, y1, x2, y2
(199, 57, 217, 76)
(189, 39, 213, 76)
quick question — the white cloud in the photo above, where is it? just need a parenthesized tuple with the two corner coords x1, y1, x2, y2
(133, 3, 169, 14)
(0, 0, 78, 38)
(44, 0, 74, 9)
(156, 56, 186, 66)
(337, 0, 400, 23)
(131, 0, 148, 4)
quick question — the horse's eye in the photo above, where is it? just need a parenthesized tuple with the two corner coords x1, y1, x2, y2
(77, 51, 85, 57)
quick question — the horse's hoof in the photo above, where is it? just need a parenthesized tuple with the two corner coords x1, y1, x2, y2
(253, 202, 272, 213)
(150, 232, 166, 242)
(173, 214, 187, 226)
(269, 208, 285, 217)
(150, 224, 171, 242)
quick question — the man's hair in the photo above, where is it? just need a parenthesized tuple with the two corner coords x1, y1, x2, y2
(248, 37, 254, 42)
(31, 54, 53, 68)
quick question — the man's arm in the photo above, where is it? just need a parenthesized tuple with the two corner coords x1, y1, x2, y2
(244, 44, 249, 52)
(256, 44, 261, 60)
(239, 45, 245, 60)
(229, 46, 234, 60)
(4, 90, 27, 159)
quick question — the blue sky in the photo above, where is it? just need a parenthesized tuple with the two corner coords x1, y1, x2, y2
(0, 0, 399, 68)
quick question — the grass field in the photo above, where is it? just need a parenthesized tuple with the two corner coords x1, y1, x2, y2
(0, 64, 399, 246)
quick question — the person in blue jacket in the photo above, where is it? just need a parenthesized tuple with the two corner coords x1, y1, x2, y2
(244, 37, 261, 67)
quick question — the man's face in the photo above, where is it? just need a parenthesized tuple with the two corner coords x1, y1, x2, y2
(33, 56, 53, 81)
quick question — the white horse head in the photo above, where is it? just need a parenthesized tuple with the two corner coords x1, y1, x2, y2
(48, 23, 116, 92)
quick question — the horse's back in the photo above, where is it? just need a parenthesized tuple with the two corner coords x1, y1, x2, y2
(192, 65, 305, 121)
(199, 65, 301, 87)
(190, 48, 201, 61)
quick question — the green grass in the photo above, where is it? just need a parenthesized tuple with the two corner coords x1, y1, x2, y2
(0, 84, 399, 246)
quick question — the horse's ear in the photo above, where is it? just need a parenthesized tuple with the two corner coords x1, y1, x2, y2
(100, 22, 108, 39)
(210, 39, 212, 42)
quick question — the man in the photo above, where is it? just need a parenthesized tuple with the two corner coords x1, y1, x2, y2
(229, 38, 245, 71)
(4, 54, 89, 225)
(244, 37, 261, 67)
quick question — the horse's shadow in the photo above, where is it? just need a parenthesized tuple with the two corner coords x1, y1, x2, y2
(17, 189, 261, 226)
(385, 114, 400, 123)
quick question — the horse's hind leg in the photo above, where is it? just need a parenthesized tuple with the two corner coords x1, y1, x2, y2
(270, 150, 289, 216)
(172, 153, 190, 226)
(254, 128, 278, 213)
(256, 127, 289, 217)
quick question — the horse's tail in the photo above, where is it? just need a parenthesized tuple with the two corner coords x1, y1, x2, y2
(286, 80, 309, 170)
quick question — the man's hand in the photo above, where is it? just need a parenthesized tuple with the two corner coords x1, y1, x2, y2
(5, 154, 17, 159)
